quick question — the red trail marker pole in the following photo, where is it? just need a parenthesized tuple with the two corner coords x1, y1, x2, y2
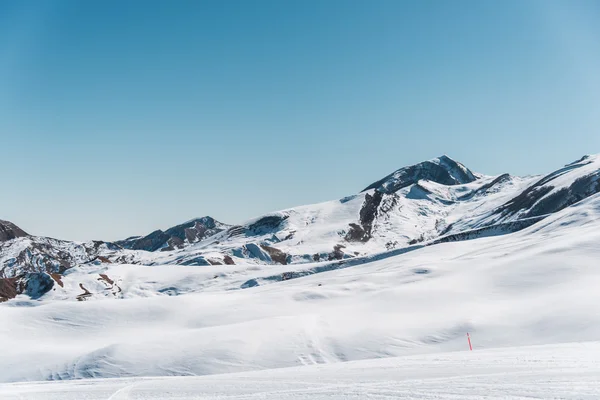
(467, 332, 473, 351)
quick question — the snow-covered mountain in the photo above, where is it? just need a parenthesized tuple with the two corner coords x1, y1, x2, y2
(2, 154, 600, 303)
(2, 153, 600, 387)
(2, 187, 600, 383)
(362, 154, 478, 193)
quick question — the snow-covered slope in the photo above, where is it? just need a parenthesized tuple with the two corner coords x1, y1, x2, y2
(1, 192, 600, 383)
(2, 342, 598, 399)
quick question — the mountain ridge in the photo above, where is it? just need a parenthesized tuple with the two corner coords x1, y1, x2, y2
(1, 153, 599, 302)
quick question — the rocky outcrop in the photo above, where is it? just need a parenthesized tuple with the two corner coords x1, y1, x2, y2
(260, 245, 288, 265)
(346, 191, 383, 242)
(0, 272, 55, 302)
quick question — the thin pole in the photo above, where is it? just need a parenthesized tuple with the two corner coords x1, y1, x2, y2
(467, 332, 473, 351)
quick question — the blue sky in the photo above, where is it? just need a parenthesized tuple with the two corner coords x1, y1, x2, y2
(1, 0, 600, 241)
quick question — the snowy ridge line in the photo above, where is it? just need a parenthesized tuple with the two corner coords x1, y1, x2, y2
(2, 153, 600, 302)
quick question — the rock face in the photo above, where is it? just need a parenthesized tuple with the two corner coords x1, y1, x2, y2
(346, 191, 383, 242)
(0, 272, 55, 302)
(363, 155, 477, 194)
(0, 220, 28, 242)
(493, 156, 600, 221)
(116, 217, 229, 252)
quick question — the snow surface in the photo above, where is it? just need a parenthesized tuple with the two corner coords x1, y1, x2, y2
(2, 193, 600, 386)
(1, 342, 599, 399)
(2, 156, 600, 398)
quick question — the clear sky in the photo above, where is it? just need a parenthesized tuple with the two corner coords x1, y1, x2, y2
(1, 0, 600, 241)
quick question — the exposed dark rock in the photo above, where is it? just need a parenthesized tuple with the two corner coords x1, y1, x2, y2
(363, 155, 477, 194)
(223, 255, 235, 265)
(345, 223, 369, 242)
(385, 241, 398, 250)
(50, 273, 64, 287)
(495, 168, 600, 220)
(84, 255, 113, 266)
(119, 229, 169, 252)
(86, 240, 120, 254)
(0, 272, 55, 302)
(345, 190, 384, 243)
(178, 256, 210, 266)
(98, 274, 114, 286)
(260, 245, 288, 265)
(328, 244, 346, 261)
(116, 217, 227, 252)
(246, 215, 289, 236)
(76, 283, 92, 301)
(0, 277, 17, 302)
(162, 236, 185, 252)
(408, 233, 425, 245)
(282, 232, 295, 241)
(0, 220, 29, 242)
(21, 273, 54, 299)
(163, 217, 222, 244)
(360, 191, 383, 230)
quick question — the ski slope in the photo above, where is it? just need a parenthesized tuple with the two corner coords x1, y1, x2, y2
(1, 342, 599, 399)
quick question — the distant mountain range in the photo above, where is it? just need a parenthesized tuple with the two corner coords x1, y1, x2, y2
(2, 153, 599, 302)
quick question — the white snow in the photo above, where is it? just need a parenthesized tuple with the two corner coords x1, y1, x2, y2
(2, 156, 600, 399)
(1, 342, 599, 399)
(2, 193, 600, 387)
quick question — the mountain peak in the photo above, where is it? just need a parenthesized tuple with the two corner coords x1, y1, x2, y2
(0, 220, 29, 242)
(116, 216, 229, 252)
(362, 155, 477, 194)
(432, 154, 452, 162)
